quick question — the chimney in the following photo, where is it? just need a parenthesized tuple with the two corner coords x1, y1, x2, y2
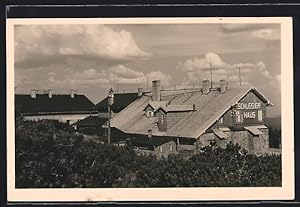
(152, 80, 161, 101)
(48, 89, 53, 98)
(30, 89, 37, 99)
(193, 104, 196, 111)
(202, 80, 210, 94)
(70, 90, 76, 98)
(220, 80, 227, 94)
(138, 88, 143, 97)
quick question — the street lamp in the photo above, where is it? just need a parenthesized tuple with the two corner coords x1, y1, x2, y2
(107, 88, 114, 144)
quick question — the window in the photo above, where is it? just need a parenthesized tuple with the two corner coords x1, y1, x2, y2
(146, 111, 154, 117)
(258, 110, 263, 121)
(218, 117, 223, 124)
(169, 144, 173, 152)
(236, 111, 243, 123)
(160, 113, 164, 124)
(159, 146, 163, 152)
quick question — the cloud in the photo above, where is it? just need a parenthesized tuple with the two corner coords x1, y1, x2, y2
(221, 24, 263, 33)
(23, 64, 172, 92)
(251, 29, 280, 40)
(15, 25, 151, 66)
(177, 52, 276, 88)
(221, 24, 280, 41)
(108, 65, 172, 86)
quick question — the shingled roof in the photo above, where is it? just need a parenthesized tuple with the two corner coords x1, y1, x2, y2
(111, 86, 272, 139)
(96, 92, 140, 113)
(73, 116, 106, 127)
(15, 94, 96, 115)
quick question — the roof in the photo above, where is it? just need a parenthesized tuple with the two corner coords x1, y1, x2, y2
(131, 136, 175, 148)
(111, 86, 272, 139)
(73, 116, 107, 127)
(157, 104, 194, 113)
(15, 94, 96, 114)
(96, 92, 140, 113)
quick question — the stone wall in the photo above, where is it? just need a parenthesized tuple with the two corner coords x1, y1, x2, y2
(196, 129, 269, 155)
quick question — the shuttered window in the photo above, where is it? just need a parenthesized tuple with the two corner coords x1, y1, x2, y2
(160, 114, 164, 124)
(258, 110, 263, 121)
(160, 146, 163, 152)
(236, 111, 243, 123)
(169, 144, 173, 152)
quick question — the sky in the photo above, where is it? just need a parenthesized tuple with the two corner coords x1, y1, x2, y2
(14, 23, 281, 117)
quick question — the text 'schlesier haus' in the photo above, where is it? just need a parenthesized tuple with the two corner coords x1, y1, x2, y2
(110, 80, 273, 157)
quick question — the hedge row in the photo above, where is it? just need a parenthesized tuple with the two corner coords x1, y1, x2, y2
(16, 118, 281, 188)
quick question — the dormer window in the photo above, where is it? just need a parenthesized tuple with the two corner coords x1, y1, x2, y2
(146, 110, 154, 117)
(160, 113, 164, 124)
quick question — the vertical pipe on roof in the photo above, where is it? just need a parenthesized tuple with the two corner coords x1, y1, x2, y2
(202, 80, 210, 94)
(152, 80, 161, 101)
(220, 80, 227, 94)
(48, 89, 53, 98)
(138, 88, 143, 97)
(30, 89, 37, 98)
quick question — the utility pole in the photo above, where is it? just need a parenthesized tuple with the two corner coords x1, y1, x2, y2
(107, 88, 114, 144)
(238, 67, 242, 86)
(210, 58, 213, 88)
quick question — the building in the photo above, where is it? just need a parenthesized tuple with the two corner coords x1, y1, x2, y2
(110, 80, 274, 156)
(15, 89, 97, 124)
(72, 115, 107, 135)
(96, 89, 143, 118)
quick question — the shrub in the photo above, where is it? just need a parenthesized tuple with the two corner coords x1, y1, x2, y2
(15, 117, 281, 188)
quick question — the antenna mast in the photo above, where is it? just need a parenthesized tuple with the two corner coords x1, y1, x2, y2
(238, 67, 241, 86)
(146, 76, 149, 91)
(210, 58, 213, 88)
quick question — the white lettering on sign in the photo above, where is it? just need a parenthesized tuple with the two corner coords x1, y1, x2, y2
(243, 111, 256, 119)
(237, 102, 261, 110)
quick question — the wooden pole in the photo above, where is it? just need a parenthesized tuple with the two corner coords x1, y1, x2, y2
(108, 101, 111, 144)
(107, 88, 114, 144)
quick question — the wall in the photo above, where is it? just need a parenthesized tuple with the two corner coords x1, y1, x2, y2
(196, 129, 269, 155)
(213, 91, 267, 129)
(153, 141, 178, 158)
(166, 111, 189, 130)
(24, 113, 97, 125)
(156, 109, 167, 131)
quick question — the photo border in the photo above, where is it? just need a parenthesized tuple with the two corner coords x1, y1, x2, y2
(6, 17, 294, 202)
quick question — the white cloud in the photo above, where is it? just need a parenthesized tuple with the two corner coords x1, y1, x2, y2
(177, 52, 276, 88)
(252, 29, 280, 40)
(15, 25, 151, 63)
(40, 64, 172, 91)
(109, 64, 144, 79)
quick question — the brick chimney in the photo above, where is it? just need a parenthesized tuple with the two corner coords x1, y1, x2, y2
(30, 89, 37, 99)
(70, 90, 76, 98)
(220, 80, 227, 94)
(48, 89, 53, 98)
(138, 88, 143, 97)
(202, 80, 210, 94)
(152, 80, 161, 101)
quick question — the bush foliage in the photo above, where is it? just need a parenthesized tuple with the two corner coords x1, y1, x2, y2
(16, 117, 281, 188)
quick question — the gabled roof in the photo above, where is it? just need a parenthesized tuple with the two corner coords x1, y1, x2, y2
(96, 92, 140, 113)
(73, 116, 106, 127)
(15, 94, 96, 114)
(111, 85, 272, 139)
(156, 104, 194, 113)
(143, 101, 168, 111)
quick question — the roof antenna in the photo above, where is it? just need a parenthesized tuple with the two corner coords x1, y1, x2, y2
(238, 66, 242, 86)
(146, 76, 149, 92)
(210, 57, 213, 88)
